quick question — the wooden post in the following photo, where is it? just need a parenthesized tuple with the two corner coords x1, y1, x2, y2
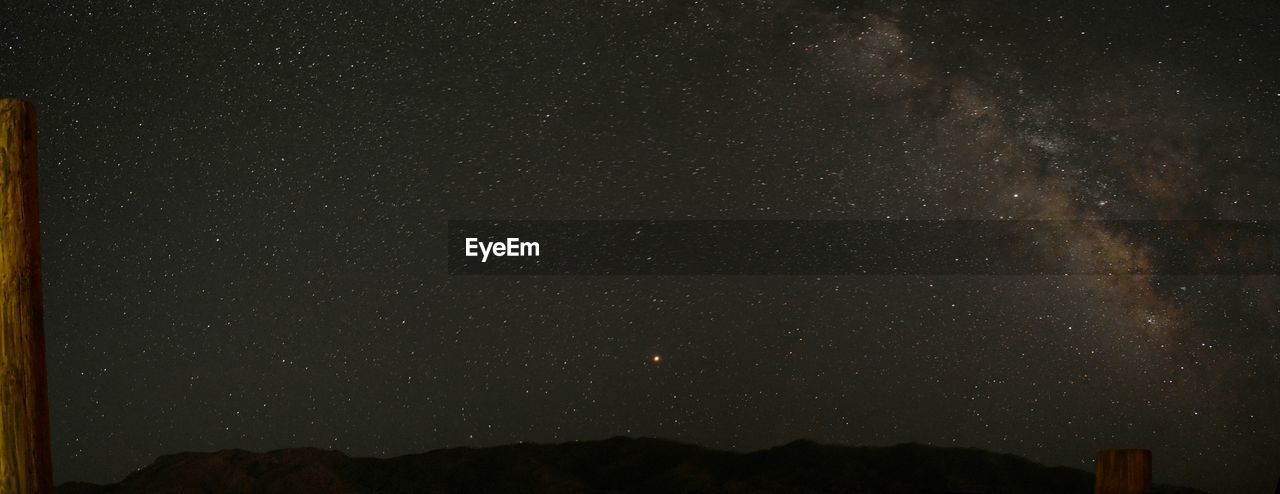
(1095, 449, 1151, 494)
(0, 99, 53, 493)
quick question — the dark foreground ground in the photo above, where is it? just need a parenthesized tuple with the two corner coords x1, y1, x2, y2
(57, 437, 1208, 494)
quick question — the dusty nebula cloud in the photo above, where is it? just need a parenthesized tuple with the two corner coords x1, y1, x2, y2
(785, 5, 1279, 488)
(815, 0, 1276, 442)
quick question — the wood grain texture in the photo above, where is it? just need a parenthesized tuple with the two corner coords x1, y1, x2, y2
(0, 99, 53, 493)
(1095, 449, 1152, 494)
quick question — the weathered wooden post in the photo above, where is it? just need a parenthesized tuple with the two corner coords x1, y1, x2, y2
(1095, 449, 1151, 494)
(0, 99, 53, 493)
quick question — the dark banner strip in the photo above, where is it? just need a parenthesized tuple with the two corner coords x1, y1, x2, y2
(447, 220, 1277, 275)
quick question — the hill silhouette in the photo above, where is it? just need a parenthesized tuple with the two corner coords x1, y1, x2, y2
(56, 437, 1209, 494)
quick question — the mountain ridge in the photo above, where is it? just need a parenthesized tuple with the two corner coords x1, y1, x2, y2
(56, 437, 1210, 493)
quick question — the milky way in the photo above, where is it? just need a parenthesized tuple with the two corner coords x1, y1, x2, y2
(1, 1, 1277, 491)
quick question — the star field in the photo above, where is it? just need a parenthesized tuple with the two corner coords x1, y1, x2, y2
(1, 1, 1278, 491)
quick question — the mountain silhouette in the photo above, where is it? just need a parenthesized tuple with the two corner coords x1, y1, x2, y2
(55, 437, 1209, 494)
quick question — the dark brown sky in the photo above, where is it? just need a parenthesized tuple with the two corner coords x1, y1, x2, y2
(2, 1, 1278, 491)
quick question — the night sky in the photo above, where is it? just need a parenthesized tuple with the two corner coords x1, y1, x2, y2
(2, 1, 1279, 492)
